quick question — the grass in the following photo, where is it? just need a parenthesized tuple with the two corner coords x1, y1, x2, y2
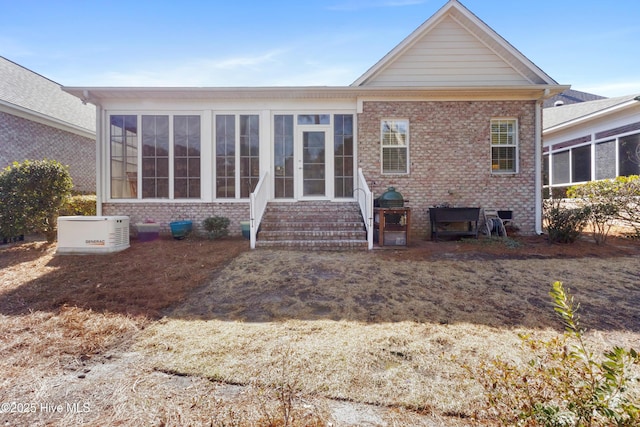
(1, 234, 639, 426)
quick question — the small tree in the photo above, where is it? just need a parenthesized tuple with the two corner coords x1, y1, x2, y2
(470, 281, 640, 426)
(613, 175, 640, 238)
(0, 159, 73, 242)
(543, 198, 588, 243)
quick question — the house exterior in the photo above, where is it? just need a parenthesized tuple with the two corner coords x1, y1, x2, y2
(63, 0, 567, 247)
(0, 56, 96, 192)
(543, 94, 640, 194)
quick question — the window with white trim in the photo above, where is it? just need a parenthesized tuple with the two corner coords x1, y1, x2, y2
(381, 119, 408, 174)
(109, 113, 201, 200)
(491, 119, 518, 173)
(215, 114, 260, 199)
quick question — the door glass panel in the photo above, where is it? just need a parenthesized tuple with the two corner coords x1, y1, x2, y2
(303, 131, 325, 196)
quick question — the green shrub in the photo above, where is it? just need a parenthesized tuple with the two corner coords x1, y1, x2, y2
(543, 198, 589, 243)
(567, 178, 634, 244)
(0, 159, 73, 242)
(60, 194, 97, 216)
(470, 281, 640, 426)
(612, 175, 640, 238)
(202, 216, 230, 239)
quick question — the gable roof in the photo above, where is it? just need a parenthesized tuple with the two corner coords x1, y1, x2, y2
(352, 0, 559, 88)
(543, 94, 640, 132)
(0, 56, 95, 137)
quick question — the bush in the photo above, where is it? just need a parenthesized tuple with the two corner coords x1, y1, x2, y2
(568, 178, 627, 244)
(543, 198, 588, 243)
(60, 194, 97, 216)
(0, 159, 73, 242)
(202, 216, 230, 239)
(470, 281, 640, 426)
(612, 175, 640, 238)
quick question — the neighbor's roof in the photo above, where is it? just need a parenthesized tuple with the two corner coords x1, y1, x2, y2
(0, 56, 95, 136)
(543, 89, 606, 108)
(543, 94, 640, 132)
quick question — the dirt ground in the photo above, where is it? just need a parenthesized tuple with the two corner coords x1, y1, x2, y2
(1, 232, 639, 426)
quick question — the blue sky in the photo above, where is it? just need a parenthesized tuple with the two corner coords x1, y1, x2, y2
(1, 0, 639, 97)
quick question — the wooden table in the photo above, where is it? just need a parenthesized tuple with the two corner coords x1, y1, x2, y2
(374, 207, 411, 246)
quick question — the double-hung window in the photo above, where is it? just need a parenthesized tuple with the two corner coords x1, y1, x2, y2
(381, 119, 409, 174)
(490, 119, 518, 173)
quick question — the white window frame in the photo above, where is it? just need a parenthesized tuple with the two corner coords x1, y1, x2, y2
(214, 112, 261, 199)
(380, 119, 409, 175)
(490, 118, 518, 174)
(107, 111, 203, 201)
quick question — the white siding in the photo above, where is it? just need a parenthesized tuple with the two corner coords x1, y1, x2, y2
(365, 16, 531, 87)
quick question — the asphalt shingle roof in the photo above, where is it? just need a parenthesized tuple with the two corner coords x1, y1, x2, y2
(0, 56, 95, 133)
(543, 93, 640, 130)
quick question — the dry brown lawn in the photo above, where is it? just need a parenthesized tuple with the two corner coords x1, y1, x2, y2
(1, 233, 639, 426)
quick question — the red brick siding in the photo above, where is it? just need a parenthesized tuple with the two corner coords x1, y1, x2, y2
(103, 202, 250, 237)
(0, 111, 95, 192)
(357, 100, 538, 237)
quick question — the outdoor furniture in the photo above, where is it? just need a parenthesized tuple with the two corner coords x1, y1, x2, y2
(428, 207, 480, 241)
(374, 207, 411, 246)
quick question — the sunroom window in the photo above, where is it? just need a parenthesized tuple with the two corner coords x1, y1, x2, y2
(110, 115, 138, 199)
(109, 114, 201, 200)
(215, 114, 260, 199)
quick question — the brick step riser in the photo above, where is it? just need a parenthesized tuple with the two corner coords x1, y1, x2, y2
(259, 231, 367, 241)
(260, 218, 364, 229)
(261, 218, 364, 225)
(255, 240, 369, 250)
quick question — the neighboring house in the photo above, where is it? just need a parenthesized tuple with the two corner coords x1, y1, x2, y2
(63, 0, 567, 247)
(543, 89, 606, 108)
(0, 56, 96, 192)
(543, 94, 640, 194)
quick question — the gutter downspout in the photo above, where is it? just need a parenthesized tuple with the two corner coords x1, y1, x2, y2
(95, 104, 103, 216)
(534, 100, 543, 234)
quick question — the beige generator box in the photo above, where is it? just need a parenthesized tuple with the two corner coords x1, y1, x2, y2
(57, 216, 130, 254)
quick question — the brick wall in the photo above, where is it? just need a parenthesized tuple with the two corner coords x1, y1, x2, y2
(0, 111, 95, 192)
(357, 100, 538, 238)
(103, 202, 250, 237)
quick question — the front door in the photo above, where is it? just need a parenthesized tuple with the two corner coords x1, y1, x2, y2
(297, 127, 330, 198)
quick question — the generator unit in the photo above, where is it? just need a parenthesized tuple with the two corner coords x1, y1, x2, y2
(57, 216, 130, 254)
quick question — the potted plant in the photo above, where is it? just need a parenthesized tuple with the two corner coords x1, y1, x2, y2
(240, 220, 250, 239)
(169, 220, 193, 240)
(202, 216, 229, 240)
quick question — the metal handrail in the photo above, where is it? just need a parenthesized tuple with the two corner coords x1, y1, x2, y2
(355, 168, 374, 250)
(249, 171, 270, 249)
